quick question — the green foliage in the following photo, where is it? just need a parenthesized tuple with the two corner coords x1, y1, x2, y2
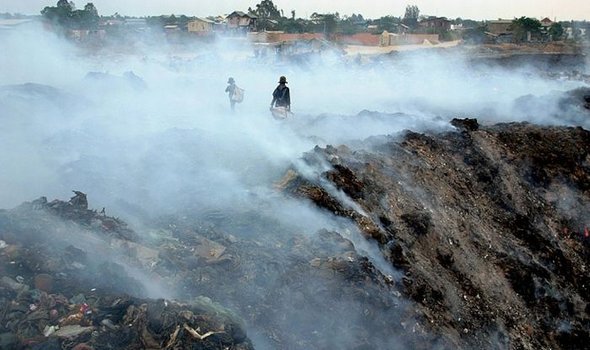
(249, 0, 282, 31)
(402, 4, 419, 27)
(377, 16, 400, 33)
(404, 5, 419, 19)
(41, 0, 99, 29)
(461, 19, 483, 29)
(311, 13, 339, 36)
(509, 16, 542, 42)
(462, 25, 487, 44)
(339, 14, 365, 35)
(548, 22, 564, 40)
(279, 18, 305, 33)
(252, 0, 281, 19)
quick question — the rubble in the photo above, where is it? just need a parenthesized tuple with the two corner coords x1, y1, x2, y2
(0, 193, 254, 350)
(1, 120, 589, 349)
(280, 120, 590, 349)
(0, 191, 434, 349)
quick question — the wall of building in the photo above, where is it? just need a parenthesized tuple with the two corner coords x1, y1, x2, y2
(248, 32, 323, 43)
(188, 21, 212, 32)
(387, 33, 440, 45)
(335, 32, 381, 46)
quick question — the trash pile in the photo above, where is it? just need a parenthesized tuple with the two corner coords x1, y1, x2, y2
(279, 120, 590, 349)
(0, 192, 253, 350)
(2, 119, 589, 349)
(0, 191, 439, 349)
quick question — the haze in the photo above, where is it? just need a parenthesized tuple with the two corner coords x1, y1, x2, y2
(1, 6, 589, 348)
(1, 21, 587, 210)
(2, 0, 589, 21)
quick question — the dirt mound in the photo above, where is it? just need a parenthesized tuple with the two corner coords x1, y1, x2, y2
(280, 120, 590, 349)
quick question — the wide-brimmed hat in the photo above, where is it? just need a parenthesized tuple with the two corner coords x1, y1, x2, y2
(227, 77, 235, 83)
(278, 76, 287, 84)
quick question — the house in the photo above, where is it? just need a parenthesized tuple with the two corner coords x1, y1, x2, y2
(380, 31, 440, 46)
(540, 17, 553, 28)
(397, 23, 410, 34)
(226, 11, 257, 32)
(484, 31, 513, 44)
(486, 19, 513, 35)
(188, 18, 214, 34)
(164, 24, 179, 32)
(419, 17, 451, 31)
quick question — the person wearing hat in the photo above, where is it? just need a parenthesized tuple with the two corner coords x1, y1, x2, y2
(225, 77, 236, 111)
(270, 76, 290, 111)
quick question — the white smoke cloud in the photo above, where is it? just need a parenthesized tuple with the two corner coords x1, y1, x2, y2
(1, 21, 589, 348)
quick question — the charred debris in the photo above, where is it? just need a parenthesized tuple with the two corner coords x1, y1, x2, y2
(1, 114, 590, 349)
(279, 119, 590, 349)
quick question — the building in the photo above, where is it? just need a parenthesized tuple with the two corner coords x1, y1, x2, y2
(226, 11, 257, 32)
(380, 31, 440, 46)
(188, 18, 214, 34)
(397, 23, 410, 34)
(540, 17, 553, 28)
(419, 17, 451, 32)
(486, 19, 513, 35)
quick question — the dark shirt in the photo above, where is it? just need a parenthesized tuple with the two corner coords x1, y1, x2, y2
(225, 83, 235, 99)
(271, 84, 290, 108)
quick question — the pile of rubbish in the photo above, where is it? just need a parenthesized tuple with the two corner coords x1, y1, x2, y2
(279, 119, 590, 349)
(0, 192, 253, 350)
(2, 118, 589, 349)
(0, 190, 439, 349)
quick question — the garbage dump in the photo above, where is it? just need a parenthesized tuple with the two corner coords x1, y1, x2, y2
(0, 192, 253, 350)
(0, 191, 439, 349)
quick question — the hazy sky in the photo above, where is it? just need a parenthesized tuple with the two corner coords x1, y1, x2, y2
(1, 0, 588, 21)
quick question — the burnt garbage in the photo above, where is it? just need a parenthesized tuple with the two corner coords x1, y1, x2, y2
(0, 190, 440, 349)
(0, 191, 253, 349)
(279, 120, 590, 349)
(2, 119, 590, 349)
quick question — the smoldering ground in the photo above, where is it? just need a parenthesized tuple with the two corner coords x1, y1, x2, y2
(1, 22, 589, 349)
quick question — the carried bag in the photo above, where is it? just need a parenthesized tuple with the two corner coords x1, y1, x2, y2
(232, 86, 244, 103)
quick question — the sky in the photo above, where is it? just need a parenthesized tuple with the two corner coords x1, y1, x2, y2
(1, 0, 589, 21)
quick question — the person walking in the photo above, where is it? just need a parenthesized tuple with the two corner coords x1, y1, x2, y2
(270, 76, 290, 111)
(225, 77, 237, 111)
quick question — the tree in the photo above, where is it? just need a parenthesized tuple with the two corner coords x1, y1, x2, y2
(461, 19, 482, 29)
(404, 5, 420, 19)
(41, 1, 99, 29)
(75, 2, 99, 28)
(250, 0, 282, 30)
(56, 0, 73, 11)
(310, 12, 339, 37)
(403, 5, 419, 27)
(462, 25, 487, 44)
(42, 0, 73, 27)
(378, 16, 400, 33)
(548, 22, 564, 40)
(510, 16, 542, 42)
(340, 14, 364, 35)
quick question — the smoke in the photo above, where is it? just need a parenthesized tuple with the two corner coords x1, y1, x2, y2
(1, 21, 589, 349)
